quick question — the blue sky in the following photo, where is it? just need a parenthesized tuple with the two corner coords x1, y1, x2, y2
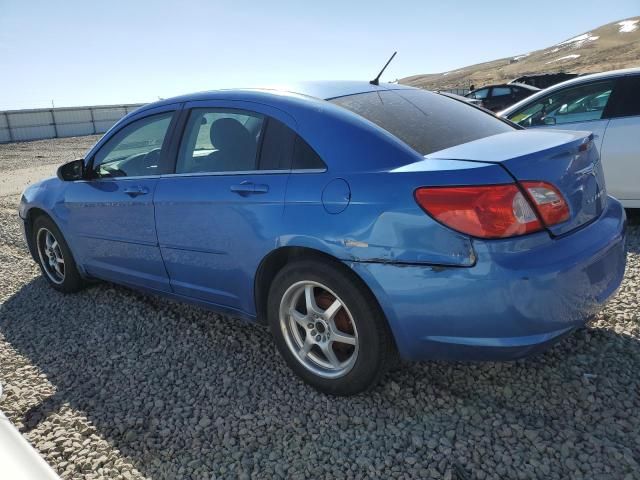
(1, 0, 638, 109)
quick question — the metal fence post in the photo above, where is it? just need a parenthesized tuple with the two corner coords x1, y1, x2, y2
(89, 107, 96, 134)
(4, 112, 13, 142)
(50, 109, 58, 138)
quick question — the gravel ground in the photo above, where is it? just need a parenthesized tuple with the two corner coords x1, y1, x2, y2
(0, 137, 639, 480)
(0, 135, 100, 172)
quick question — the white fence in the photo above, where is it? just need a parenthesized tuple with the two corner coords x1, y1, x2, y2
(0, 104, 145, 143)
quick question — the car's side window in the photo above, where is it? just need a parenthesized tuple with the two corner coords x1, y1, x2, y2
(292, 135, 325, 170)
(508, 80, 614, 127)
(606, 76, 640, 119)
(468, 88, 489, 100)
(491, 87, 511, 97)
(257, 116, 326, 171)
(176, 108, 265, 174)
(92, 112, 174, 178)
(258, 118, 296, 170)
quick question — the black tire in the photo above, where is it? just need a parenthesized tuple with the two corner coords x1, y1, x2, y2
(32, 215, 85, 293)
(267, 259, 395, 396)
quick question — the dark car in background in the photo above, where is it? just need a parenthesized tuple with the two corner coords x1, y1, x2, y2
(466, 83, 540, 111)
(511, 73, 580, 90)
(436, 91, 484, 107)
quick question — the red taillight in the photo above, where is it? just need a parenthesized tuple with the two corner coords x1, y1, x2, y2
(415, 184, 542, 238)
(415, 181, 570, 239)
(521, 181, 570, 226)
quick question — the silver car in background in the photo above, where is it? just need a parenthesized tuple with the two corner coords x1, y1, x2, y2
(499, 68, 640, 209)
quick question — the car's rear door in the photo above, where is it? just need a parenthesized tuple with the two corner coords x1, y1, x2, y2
(599, 74, 640, 204)
(64, 105, 179, 291)
(153, 100, 296, 316)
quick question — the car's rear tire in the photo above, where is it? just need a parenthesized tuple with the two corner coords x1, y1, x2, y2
(267, 259, 394, 396)
(32, 215, 85, 293)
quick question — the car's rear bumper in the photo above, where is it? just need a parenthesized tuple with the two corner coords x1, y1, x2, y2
(348, 197, 627, 361)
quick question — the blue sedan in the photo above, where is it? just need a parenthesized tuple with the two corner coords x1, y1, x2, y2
(19, 82, 627, 395)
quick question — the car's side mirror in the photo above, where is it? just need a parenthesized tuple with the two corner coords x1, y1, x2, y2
(543, 117, 556, 126)
(57, 158, 85, 181)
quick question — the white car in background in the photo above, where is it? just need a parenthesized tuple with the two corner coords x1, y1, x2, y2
(499, 68, 640, 208)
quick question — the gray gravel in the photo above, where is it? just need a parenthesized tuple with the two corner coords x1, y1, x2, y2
(0, 137, 639, 480)
(0, 135, 99, 172)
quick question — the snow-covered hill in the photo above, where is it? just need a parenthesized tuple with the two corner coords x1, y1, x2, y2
(401, 17, 640, 90)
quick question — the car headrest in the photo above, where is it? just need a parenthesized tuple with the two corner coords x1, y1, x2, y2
(210, 117, 253, 152)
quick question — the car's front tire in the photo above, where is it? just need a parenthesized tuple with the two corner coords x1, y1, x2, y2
(32, 215, 85, 293)
(267, 259, 394, 396)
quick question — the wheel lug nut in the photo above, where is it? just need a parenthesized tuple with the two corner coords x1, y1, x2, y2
(311, 330, 317, 336)
(315, 335, 321, 342)
(308, 323, 314, 329)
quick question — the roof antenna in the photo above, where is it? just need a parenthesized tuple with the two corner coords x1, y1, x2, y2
(370, 51, 397, 86)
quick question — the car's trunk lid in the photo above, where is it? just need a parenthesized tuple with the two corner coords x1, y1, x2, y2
(424, 130, 607, 236)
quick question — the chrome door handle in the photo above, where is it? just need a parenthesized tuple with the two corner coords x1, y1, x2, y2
(123, 186, 149, 197)
(230, 182, 269, 195)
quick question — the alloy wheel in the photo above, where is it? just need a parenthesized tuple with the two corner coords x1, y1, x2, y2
(279, 281, 359, 379)
(36, 228, 65, 284)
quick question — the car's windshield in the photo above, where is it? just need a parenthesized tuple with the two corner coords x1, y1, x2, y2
(329, 89, 513, 155)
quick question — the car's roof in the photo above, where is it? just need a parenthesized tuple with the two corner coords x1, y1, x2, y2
(140, 81, 416, 113)
(468, 82, 539, 93)
(508, 82, 540, 91)
(253, 81, 416, 100)
(551, 67, 640, 86)
(500, 67, 640, 116)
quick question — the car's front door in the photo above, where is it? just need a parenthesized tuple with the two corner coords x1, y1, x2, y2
(154, 102, 297, 316)
(64, 105, 178, 291)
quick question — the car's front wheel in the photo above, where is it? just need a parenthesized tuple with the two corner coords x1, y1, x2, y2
(33, 215, 85, 293)
(268, 260, 394, 396)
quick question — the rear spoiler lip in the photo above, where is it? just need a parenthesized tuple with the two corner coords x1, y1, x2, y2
(421, 130, 593, 164)
(391, 131, 595, 174)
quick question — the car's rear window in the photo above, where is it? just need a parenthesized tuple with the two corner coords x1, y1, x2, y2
(329, 89, 514, 155)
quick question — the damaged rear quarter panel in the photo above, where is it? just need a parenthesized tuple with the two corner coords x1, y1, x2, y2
(281, 160, 513, 267)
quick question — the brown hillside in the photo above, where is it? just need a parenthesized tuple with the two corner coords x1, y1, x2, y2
(400, 17, 640, 90)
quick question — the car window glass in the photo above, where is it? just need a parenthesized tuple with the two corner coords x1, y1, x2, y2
(293, 135, 326, 169)
(492, 87, 511, 97)
(92, 112, 173, 178)
(608, 76, 640, 118)
(508, 80, 614, 127)
(258, 118, 295, 170)
(468, 88, 489, 99)
(255, 116, 325, 170)
(177, 108, 264, 174)
(330, 89, 513, 155)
